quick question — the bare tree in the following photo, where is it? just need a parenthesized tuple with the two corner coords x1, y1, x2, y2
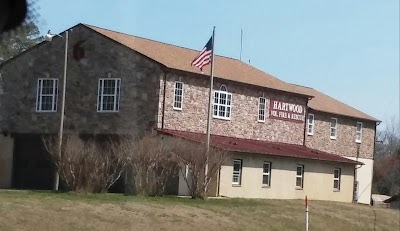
(121, 135, 179, 196)
(373, 118, 400, 195)
(171, 139, 230, 199)
(43, 135, 130, 193)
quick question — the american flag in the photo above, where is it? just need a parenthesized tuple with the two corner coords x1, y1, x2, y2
(191, 36, 213, 71)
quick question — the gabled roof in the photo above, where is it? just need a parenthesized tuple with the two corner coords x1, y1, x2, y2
(159, 129, 362, 165)
(84, 24, 378, 122)
(84, 24, 311, 97)
(289, 84, 380, 122)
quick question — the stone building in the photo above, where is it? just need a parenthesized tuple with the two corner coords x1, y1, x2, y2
(0, 24, 379, 203)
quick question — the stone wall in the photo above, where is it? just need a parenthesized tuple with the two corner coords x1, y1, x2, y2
(160, 72, 308, 145)
(305, 111, 375, 159)
(0, 25, 163, 135)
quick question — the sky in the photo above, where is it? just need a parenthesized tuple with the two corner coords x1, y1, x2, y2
(35, 0, 399, 130)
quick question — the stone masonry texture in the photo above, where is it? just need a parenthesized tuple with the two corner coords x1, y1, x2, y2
(305, 110, 375, 159)
(0, 25, 163, 135)
(159, 72, 308, 145)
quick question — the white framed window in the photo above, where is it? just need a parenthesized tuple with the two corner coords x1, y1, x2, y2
(173, 81, 183, 110)
(330, 117, 337, 139)
(36, 78, 58, 112)
(232, 159, 242, 185)
(296, 165, 304, 189)
(213, 85, 232, 120)
(307, 113, 314, 135)
(334, 168, 341, 191)
(97, 78, 121, 112)
(258, 97, 266, 122)
(355, 122, 362, 143)
(262, 161, 271, 186)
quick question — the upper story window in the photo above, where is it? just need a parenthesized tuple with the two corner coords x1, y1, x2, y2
(97, 78, 121, 112)
(173, 81, 183, 110)
(262, 161, 271, 186)
(258, 97, 266, 122)
(232, 159, 242, 185)
(307, 113, 314, 135)
(213, 85, 232, 120)
(296, 165, 304, 189)
(330, 117, 337, 139)
(355, 122, 362, 143)
(36, 78, 58, 112)
(334, 168, 341, 191)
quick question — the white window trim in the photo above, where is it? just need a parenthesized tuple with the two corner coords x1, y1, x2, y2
(307, 113, 314, 135)
(262, 161, 271, 187)
(330, 117, 337, 139)
(213, 90, 232, 120)
(258, 97, 266, 122)
(232, 159, 242, 185)
(36, 78, 58, 112)
(296, 165, 304, 189)
(173, 81, 184, 111)
(355, 122, 363, 143)
(97, 78, 121, 112)
(334, 168, 341, 191)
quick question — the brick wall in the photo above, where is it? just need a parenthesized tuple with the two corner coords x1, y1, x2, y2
(305, 111, 375, 159)
(0, 25, 163, 135)
(159, 72, 308, 145)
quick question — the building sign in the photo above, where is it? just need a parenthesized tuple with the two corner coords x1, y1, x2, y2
(269, 99, 305, 123)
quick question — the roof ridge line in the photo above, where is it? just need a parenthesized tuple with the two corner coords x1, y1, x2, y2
(83, 24, 242, 62)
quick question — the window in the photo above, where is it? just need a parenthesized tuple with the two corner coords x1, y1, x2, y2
(97, 78, 121, 112)
(213, 85, 232, 120)
(36, 78, 58, 112)
(330, 118, 337, 139)
(258, 97, 266, 122)
(355, 122, 362, 143)
(307, 113, 314, 135)
(232, 159, 242, 185)
(296, 165, 304, 189)
(334, 168, 341, 191)
(262, 161, 271, 186)
(173, 81, 183, 110)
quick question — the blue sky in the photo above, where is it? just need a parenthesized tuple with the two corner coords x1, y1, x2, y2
(36, 0, 399, 129)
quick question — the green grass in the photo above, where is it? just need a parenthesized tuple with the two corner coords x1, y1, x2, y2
(0, 190, 399, 231)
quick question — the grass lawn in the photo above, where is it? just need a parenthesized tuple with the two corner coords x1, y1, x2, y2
(0, 190, 399, 231)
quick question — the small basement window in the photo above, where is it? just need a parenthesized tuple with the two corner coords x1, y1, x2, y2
(232, 159, 242, 185)
(334, 168, 341, 191)
(262, 161, 271, 186)
(296, 165, 304, 189)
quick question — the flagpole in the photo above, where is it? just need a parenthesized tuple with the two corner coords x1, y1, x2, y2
(205, 26, 215, 195)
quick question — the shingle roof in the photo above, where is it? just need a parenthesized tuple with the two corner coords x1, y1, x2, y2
(84, 24, 311, 97)
(289, 84, 380, 122)
(82, 24, 378, 122)
(159, 129, 362, 165)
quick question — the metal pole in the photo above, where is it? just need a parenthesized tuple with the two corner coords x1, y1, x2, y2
(305, 195, 309, 231)
(54, 30, 68, 191)
(204, 27, 215, 194)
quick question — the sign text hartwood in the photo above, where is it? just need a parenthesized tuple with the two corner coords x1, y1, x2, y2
(269, 99, 305, 123)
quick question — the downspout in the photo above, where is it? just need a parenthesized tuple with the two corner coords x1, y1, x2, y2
(161, 71, 168, 130)
(303, 97, 311, 147)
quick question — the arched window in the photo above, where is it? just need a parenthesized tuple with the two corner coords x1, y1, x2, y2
(213, 85, 232, 119)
